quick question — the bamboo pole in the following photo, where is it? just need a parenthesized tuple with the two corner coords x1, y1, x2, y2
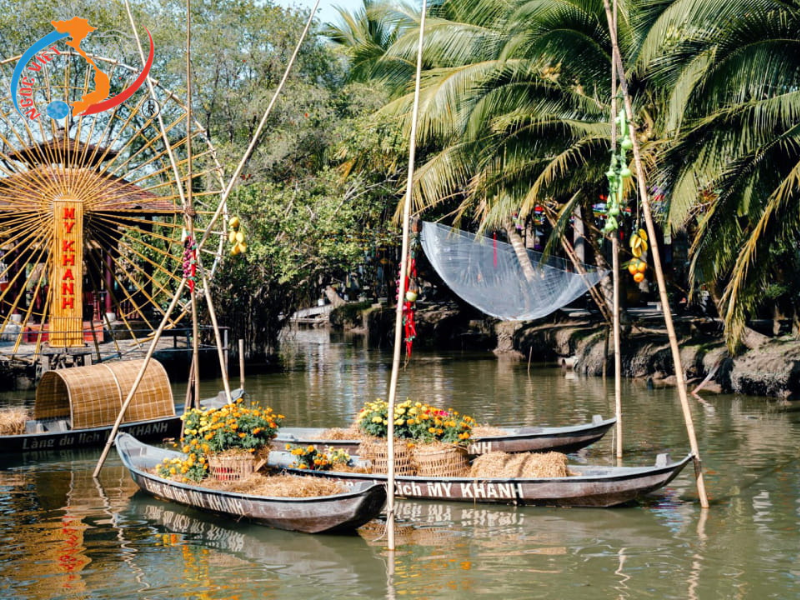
(601, 0, 709, 507)
(239, 338, 245, 390)
(385, 0, 427, 552)
(610, 0, 622, 460)
(93, 279, 188, 477)
(186, 0, 202, 410)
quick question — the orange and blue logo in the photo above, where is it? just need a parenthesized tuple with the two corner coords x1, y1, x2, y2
(11, 16, 154, 120)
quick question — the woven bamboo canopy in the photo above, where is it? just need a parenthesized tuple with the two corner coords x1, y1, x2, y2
(34, 359, 174, 429)
(4, 129, 119, 168)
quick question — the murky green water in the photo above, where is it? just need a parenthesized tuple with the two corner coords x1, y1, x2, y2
(2, 329, 800, 599)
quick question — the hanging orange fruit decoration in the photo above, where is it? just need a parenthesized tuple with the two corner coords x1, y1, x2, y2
(628, 228, 648, 282)
(228, 216, 247, 256)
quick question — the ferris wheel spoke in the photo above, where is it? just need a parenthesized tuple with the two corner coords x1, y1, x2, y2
(94, 214, 186, 246)
(83, 249, 151, 346)
(0, 227, 54, 335)
(91, 220, 183, 287)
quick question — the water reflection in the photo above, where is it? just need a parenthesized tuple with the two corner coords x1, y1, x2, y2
(2, 329, 800, 598)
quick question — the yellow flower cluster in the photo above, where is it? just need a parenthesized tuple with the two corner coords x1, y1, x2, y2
(180, 398, 284, 454)
(156, 453, 208, 483)
(284, 443, 350, 471)
(356, 399, 475, 444)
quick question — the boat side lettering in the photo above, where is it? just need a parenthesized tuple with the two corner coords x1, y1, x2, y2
(426, 481, 453, 497)
(141, 477, 246, 516)
(127, 421, 170, 437)
(394, 481, 423, 497)
(22, 437, 55, 449)
(459, 482, 516, 499)
(468, 441, 493, 454)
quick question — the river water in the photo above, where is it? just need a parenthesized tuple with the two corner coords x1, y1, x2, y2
(2, 329, 799, 599)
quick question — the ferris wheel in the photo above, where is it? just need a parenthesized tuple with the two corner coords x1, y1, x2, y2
(0, 49, 228, 355)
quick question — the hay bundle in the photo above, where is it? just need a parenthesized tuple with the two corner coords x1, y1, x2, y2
(0, 407, 29, 435)
(469, 451, 571, 479)
(314, 427, 367, 441)
(201, 473, 346, 497)
(471, 426, 509, 437)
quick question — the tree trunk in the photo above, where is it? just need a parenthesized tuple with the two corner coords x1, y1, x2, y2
(504, 221, 536, 282)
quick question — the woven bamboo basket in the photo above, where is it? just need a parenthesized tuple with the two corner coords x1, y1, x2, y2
(413, 444, 469, 477)
(34, 358, 174, 428)
(208, 453, 257, 482)
(357, 438, 415, 475)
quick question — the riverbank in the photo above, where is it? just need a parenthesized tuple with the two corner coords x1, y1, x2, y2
(330, 303, 800, 399)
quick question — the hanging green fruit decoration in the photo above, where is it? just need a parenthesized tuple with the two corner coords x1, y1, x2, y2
(228, 216, 247, 255)
(602, 108, 634, 235)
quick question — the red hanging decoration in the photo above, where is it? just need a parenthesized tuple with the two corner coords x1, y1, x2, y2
(402, 256, 418, 358)
(183, 236, 197, 293)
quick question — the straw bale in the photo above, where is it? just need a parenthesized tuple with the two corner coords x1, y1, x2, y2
(314, 427, 367, 440)
(0, 407, 29, 435)
(472, 426, 509, 437)
(200, 473, 346, 497)
(469, 451, 571, 478)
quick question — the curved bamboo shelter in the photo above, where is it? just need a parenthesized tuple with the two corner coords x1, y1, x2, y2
(34, 359, 174, 429)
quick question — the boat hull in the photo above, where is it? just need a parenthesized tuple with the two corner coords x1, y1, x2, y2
(276, 416, 616, 456)
(269, 453, 692, 508)
(117, 434, 387, 534)
(0, 416, 182, 453)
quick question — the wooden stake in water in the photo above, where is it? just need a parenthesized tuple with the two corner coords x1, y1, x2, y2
(385, 0, 427, 551)
(601, 0, 709, 508)
(239, 338, 246, 391)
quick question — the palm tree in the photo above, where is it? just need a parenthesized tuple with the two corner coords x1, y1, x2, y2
(637, 0, 800, 349)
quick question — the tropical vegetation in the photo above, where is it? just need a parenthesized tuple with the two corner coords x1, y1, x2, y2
(326, 0, 800, 351)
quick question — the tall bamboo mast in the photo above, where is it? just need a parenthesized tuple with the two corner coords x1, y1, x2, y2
(610, 0, 622, 460)
(186, 0, 202, 409)
(385, 0, 427, 552)
(601, 0, 709, 507)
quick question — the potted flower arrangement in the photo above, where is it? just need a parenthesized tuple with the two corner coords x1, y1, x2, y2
(286, 444, 351, 471)
(355, 399, 475, 476)
(173, 399, 283, 482)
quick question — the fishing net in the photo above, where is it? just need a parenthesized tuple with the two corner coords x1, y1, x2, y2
(421, 222, 607, 321)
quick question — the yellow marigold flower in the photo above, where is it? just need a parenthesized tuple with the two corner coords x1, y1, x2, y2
(239, 432, 246, 438)
(169, 467, 177, 475)
(394, 418, 403, 425)
(182, 446, 190, 453)
(428, 427, 436, 434)
(382, 419, 388, 426)
(406, 419, 414, 426)
(285, 444, 292, 450)
(372, 416, 382, 423)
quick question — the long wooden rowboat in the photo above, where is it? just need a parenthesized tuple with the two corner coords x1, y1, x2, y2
(1, 359, 180, 454)
(275, 415, 616, 456)
(0, 414, 182, 453)
(269, 452, 692, 508)
(116, 434, 388, 533)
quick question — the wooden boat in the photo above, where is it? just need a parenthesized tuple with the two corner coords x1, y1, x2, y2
(0, 359, 181, 453)
(275, 415, 616, 456)
(269, 451, 693, 508)
(116, 433, 388, 533)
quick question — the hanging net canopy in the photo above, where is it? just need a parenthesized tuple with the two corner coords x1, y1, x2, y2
(421, 222, 607, 321)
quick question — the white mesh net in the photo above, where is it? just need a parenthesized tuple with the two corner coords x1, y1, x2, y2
(421, 222, 607, 321)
